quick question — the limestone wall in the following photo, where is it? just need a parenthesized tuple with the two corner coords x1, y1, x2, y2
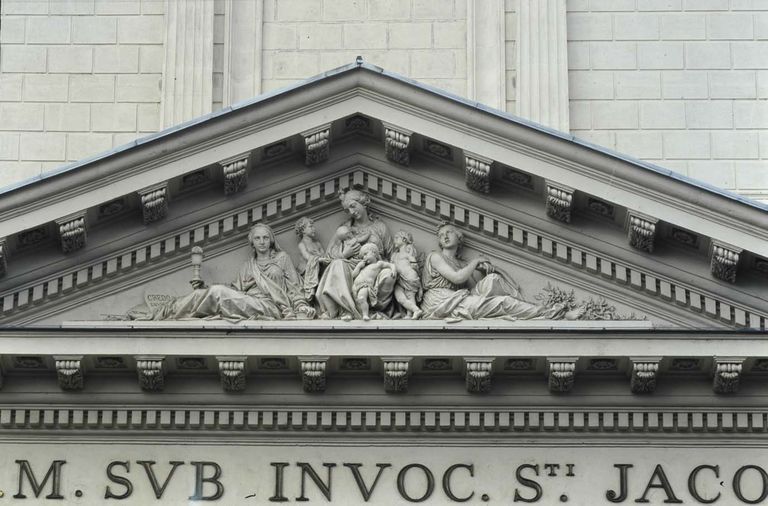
(0, 0, 766, 202)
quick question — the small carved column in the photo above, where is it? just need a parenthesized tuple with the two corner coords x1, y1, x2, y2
(713, 358, 744, 394)
(218, 356, 247, 392)
(302, 125, 331, 166)
(464, 152, 493, 193)
(0, 238, 7, 278)
(55, 356, 84, 391)
(710, 241, 741, 283)
(547, 358, 577, 393)
(545, 181, 574, 223)
(627, 212, 657, 253)
(299, 357, 328, 393)
(383, 123, 412, 166)
(136, 356, 165, 392)
(220, 154, 250, 195)
(464, 358, 494, 393)
(382, 357, 411, 393)
(629, 357, 661, 394)
(56, 212, 87, 253)
(138, 183, 169, 225)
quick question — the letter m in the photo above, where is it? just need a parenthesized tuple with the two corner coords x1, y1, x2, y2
(14, 460, 66, 499)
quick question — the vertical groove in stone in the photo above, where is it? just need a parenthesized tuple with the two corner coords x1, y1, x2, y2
(223, 0, 263, 105)
(466, 0, 506, 109)
(162, 0, 214, 127)
(516, 0, 569, 132)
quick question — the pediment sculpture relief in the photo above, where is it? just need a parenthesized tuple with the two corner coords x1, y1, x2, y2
(124, 189, 633, 322)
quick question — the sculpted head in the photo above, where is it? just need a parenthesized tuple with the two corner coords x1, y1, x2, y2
(359, 242, 381, 262)
(394, 230, 414, 248)
(248, 223, 278, 256)
(437, 223, 463, 252)
(294, 217, 316, 238)
(339, 189, 371, 222)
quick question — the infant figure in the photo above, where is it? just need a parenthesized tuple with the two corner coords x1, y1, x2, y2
(327, 225, 370, 259)
(391, 231, 423, 319)
(294, 217, 329, 302)
(351, 243, 397, 321)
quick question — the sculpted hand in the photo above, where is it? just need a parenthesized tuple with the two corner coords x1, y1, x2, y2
(342, 242, 361, 258)
(190, 279, 207, 290)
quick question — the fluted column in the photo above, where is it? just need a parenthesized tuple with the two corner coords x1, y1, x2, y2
(223, 0, 263, 105)
(161, 0, 215, 127)
(516, 0, 570, 132)
(466, 0, 506, 109)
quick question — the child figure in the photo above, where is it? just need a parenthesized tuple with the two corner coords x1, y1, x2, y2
(327, 225, 370, 259)
(351, 243, 397, 321)
(294, 217, 329, 301)
(391, 231, 423, 319)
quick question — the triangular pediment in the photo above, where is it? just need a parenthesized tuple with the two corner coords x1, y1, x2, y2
(0, 63, 765, 329)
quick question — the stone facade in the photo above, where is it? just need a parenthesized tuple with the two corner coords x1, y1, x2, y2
(1, 0, 766, 202)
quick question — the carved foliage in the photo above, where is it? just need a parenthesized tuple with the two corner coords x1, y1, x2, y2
(218, 358, 246, 392)
(630, 361, 659, 394)
(710, 242, 741, 284)
(464, 153, 492, 193)
(55, 358, 84, 391)
(303, 126, 330, 166)
(384, 125, 411, 166)
(713, 360, 742, 394)
(300, 359, 327, 393)
(545, 183, 573, 223)
(57, 215, 86, 254)
(627, 214, 657, 253)
(222, 157, 249, 195)
(137, 358, 165, 392)
(383, 359, 410, 393)
(548, 360, 576, 393)
(465, 359, 493, 393)
(138, 184, 168, 225)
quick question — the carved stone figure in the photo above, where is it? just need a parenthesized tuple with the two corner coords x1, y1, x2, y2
(315, 189, 396, 319)
(391, 231, 423, 319)
(294, 217, 330, 302)
(351, 243, 397, 321)
(153, 224, 315, 320)
(420, 223, 583, 321)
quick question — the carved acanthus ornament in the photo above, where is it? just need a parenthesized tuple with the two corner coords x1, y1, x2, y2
(300, 357, 328, 393)
(383, 123, 411, 166)
(218, 357, 247, 392)
(0, 238, 7, 278)
(136, 357, 165, 392)
(55, 357, 84, 390)
(548, 359, 576, 393)
(138, 183, 169, 225)
(630, 358, 660, 394)
(56, 213, 87, 254)
(545, 182, 574, 223)
(710, 241, 741, 284)
(464, 152, 493, 193)
(303, 125, 331, 166)
(713, 358, 743, 394)
(382, 357, 411, 393)
(464, 358, 493, 393)
(627, 212, 657, 253)
(220, 154, 249, 195)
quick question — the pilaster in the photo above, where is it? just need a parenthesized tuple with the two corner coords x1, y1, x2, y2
(222, 0, 263, 105)
(466, 0, 506, 109)
(161, 0, 215, 127)
(516, 0, 570, 131)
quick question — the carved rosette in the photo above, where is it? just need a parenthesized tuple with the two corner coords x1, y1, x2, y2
(218, 358, 246, 392)
(465, 358, 493, 393)
(136, 357, 165, 392)
(548, 359, 576, 393)
(382, 358, 410, 393)
(464, 152, 493, 193)
(0, 238, 7, 278)
(300, 357, 327, 393)
(710, 241, 741, 284)
(713, 359, 743, 394)
(627, 213, 657, 253)
(303, 125, 331, 166)
(56, 213, 87, 254)
(55, 357, 84, 390)
(630, 359, 660, 394)
(220, 155, 249, 195)
(138, 183, 169, 225)
(545, 182, 574, 223)
(383, 124, 411, 166)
